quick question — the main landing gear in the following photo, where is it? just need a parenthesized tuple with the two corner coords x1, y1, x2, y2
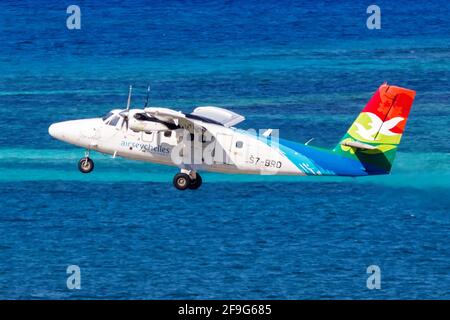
(173, 170, 202, 190)
(78, 150, 94, 174)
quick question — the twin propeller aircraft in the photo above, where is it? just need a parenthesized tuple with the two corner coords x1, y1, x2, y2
(48, 84, 415, 190)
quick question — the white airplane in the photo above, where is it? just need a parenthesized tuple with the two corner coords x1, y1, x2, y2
(48, 84, 416, 190)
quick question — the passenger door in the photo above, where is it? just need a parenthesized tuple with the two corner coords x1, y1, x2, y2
(214, 133, 233, 165)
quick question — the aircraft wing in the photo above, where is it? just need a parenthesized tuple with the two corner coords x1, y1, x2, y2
(191, 106, 245, 127)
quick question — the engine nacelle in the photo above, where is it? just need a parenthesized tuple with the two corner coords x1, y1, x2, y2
(129, 113, 170, 133)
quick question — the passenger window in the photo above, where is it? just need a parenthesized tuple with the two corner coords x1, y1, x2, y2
(108, 116, 120, 126)
(164, 131, 172, 137)
(236, 141, 243, 148)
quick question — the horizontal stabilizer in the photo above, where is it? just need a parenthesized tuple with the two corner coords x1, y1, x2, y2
(340, 140, 377, 150)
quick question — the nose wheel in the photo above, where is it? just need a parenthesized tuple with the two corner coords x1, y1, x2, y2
(78, 157, 94, 173)
(173, 171, 202, 190)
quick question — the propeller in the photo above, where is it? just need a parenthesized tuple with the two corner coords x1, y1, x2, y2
(126, 84, 132, 111)
(120, 85, 132, 130)
(144, 84, 150, 108)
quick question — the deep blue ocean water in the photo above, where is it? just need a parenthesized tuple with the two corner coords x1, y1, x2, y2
(0, 0, 449, 299)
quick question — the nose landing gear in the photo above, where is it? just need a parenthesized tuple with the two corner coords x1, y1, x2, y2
(78, 157, 94, 173)
(78, 150, 94, 173)
(173, 170, 203, 190)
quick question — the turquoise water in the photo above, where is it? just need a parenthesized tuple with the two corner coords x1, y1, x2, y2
(0, 0, 449, 299)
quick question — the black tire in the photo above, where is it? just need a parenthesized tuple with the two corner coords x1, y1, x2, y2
(78, 157, 94, 173)
(173, 173, 191, 190)
(188, 173, 202, 190)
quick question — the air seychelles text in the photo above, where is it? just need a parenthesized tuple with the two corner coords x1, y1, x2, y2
(120, 140, 170, 154)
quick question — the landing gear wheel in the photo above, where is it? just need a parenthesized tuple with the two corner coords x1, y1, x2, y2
(173, 173, 191, 190)
(78, 157, 94, 173)
(188, 173, 202, 190)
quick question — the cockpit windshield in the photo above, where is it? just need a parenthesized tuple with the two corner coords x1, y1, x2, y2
(108, 115, 120, 126)
(102, 112, 113, 121)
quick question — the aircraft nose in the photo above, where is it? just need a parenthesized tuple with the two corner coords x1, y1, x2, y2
(48, 119, 97, 145)
(48, 122, 64, 140)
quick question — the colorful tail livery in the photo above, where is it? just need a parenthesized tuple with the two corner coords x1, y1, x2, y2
(334, 83, 416, 174)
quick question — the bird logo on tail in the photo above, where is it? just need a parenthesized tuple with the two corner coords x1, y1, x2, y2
(354, 112, 404, 141)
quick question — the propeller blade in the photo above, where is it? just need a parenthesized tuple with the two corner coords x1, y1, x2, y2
(121, 85, 132, 131)
(120, 110, 129, 130)
(126, 85, 132, 111)
(144, 84, 150, 108)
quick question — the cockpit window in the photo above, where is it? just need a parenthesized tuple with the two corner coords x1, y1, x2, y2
(108, 115, 120, 126)
(102, 112, 113, 121)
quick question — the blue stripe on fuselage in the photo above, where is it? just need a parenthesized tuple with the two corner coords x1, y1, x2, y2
(277, 138, 369, 176)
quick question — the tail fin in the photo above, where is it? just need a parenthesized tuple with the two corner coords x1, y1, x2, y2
(334, 83, 416, 174)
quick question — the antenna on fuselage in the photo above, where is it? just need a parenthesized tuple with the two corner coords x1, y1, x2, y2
(144, 84, 150, 108)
